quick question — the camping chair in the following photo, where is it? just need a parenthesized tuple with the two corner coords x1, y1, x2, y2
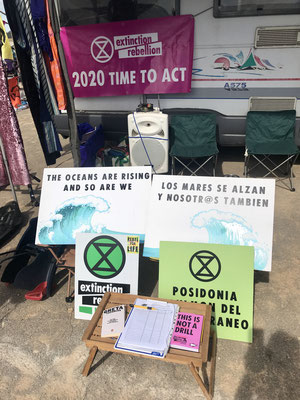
(47, 245, 75, 303)
(169, 113, 218, 176)
(244, 110, 299, 191)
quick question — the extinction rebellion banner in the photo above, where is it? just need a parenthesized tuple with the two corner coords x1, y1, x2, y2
(60, 15, 194, 97)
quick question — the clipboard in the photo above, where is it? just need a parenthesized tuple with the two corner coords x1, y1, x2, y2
(114, 298, 179, 358)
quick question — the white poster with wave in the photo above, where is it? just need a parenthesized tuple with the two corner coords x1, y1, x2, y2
(35, 166, 152, 245)
(143, 175, 275, 271)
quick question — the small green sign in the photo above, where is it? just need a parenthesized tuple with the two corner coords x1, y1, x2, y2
(159, 242, 254, 343)
(84, 235, 126, 279)
(79, 306, 93, 315)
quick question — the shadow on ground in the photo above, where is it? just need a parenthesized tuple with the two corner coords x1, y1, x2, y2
(235, 329, 300, 400)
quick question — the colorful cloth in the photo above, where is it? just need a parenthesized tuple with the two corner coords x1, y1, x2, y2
(0, 15, 13, 61)
(44, 0, 67, 110)
(15, 0, 61, 154)
(0, 54, 31, 187)
(7, 76, 21, 108)
(31, 0, 53, 60)
(3, 0, 62, 165)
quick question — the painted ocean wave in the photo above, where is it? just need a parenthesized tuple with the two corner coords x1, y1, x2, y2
(38, 195, 110, 244)
(191, 209, 268, 270)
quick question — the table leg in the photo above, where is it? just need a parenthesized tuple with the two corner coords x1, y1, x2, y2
(189, 362, 211, 400)
(82, 346, 98, 377)
(209, 330, 217, 398)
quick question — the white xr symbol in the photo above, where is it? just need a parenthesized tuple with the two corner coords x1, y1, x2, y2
(90, 36, 114, 63)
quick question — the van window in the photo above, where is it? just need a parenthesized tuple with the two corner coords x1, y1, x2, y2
(213, 0, 300, 18)
(57, 0, 179, 27)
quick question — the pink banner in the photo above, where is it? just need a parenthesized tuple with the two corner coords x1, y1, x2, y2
(60, 15, 194, 97)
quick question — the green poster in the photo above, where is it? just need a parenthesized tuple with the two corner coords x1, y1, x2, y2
(159, 242, 254, 342)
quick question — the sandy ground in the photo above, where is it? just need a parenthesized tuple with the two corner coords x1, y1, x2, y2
(0, 108, 299, 400)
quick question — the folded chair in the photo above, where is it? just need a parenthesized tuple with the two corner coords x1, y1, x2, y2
(169, 113, 218, 176)
(47, 245, 75, 303)
(244, 110, 299, 191)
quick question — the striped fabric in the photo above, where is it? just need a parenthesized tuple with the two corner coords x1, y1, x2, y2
(45, 0, 67, 110)
(15, 0, 61, 154)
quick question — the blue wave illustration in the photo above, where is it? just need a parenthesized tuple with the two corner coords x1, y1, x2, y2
(191, 209, 268, 270)
(38, 195, 110, 244)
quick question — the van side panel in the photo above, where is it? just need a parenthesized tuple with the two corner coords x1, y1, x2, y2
(56, 1, 300, 145)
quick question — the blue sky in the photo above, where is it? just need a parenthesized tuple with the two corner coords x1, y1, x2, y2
(0, 0, 10, 32)
(0, 0, 5, 15)
(0, 0, 9, 31)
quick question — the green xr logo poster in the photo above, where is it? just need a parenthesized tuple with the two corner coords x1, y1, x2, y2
(75, 233, 139, 320)
(84, 235, 126, 279)
(158, 242, 254, 342)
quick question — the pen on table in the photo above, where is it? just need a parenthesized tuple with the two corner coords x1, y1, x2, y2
(129, 304, 157, 311)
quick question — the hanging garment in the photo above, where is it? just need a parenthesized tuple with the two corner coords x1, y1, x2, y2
(15, 0, 61, 154)
(7, 76, 21, 108)
(31, 0, 53, 61)
(44, 0, 67, 110)
(0, 55, 31, 187)
(3, 0, 62, 165)
(0, 15, 13, 61)
(47, 0, 81, 166)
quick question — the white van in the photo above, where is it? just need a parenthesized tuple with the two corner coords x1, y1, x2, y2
(53, 0, 300, 146)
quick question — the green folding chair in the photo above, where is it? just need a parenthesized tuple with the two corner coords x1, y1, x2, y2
(244, 110, 299, 191)
(169, 113, 218, 176)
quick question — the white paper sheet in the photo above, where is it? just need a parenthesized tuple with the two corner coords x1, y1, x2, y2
(114, 298, 178, 357)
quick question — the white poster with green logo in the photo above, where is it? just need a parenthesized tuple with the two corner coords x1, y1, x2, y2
(143, 175, 275, 271)
(75, 233, 139, 319)
(159, 241, 254, 342)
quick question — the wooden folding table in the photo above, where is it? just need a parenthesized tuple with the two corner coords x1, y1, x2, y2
(82, 292, 217, 400)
